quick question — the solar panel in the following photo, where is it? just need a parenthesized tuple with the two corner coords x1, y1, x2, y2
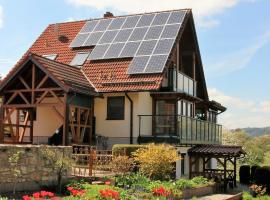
(80, 20, 98, 33)
(153, 39, 175, 55)
(120, 42, 141, 58)
(136, 14, 155, 27)
(83, 32, 104, 46)
(71, 10, 188, 74)
(104, 43, 125, 59)
(122, 15, 140, 29)
(161, 24, 181, 39)
(144, 55, 168, 73)
(113, 29, 133, 43)
(98, 30, 119, 44)
(128, 27, 148, 41)
(70, 52, 90, 66)
(127, 56, 150, 74)
(167, 11, 186, 24)
(108, 17, 126, 30)
(152, 12, 170, 26)
(94, 19, 112, 31)
(70, 33, 89, 47)
(144, 26, 164, 40)
(136, 40, 157, 56)
(88, 44, 110, 60)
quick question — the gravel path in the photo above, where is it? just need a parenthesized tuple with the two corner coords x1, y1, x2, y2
(198, 194, 234, 200)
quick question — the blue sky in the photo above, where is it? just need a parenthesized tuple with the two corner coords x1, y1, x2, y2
(0, 0, 269, 129)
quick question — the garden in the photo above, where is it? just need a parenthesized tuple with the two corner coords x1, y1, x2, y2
(0, 144, 215, 200)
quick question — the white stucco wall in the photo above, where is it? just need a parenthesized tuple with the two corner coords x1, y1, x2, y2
(94, 92, 152, 146)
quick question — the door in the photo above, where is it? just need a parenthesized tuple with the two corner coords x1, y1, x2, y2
(155, 100, 176, 136)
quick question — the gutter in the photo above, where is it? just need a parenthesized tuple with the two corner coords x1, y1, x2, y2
(125, 93, 133, 144)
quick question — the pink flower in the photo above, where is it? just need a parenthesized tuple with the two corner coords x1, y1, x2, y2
(105, 181, 111, 185)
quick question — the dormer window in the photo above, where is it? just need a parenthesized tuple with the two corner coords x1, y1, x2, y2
(70, 52, 90, 66)
(42, 54, 58, 60)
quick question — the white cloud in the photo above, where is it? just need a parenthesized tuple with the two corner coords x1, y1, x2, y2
(0, 5, 3, 28)
(66, 0, 256, 28)
(209, 30, 270, 75)
(209, 88, 270, 129)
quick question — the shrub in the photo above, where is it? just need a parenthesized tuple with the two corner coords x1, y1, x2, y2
(115, 173, 150, 190)
(132, 144, 180, 180)
(175, 179, 195, 190)
(110, 156, 134, 175)
(254, 166, 270, 191)
(112, 144, 146, 157)
(251, 166, 259, 182)
(240, 165, 251, 184)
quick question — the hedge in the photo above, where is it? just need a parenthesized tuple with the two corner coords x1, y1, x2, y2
(251, 165, 259, 183)
(112, 144, 147, 157)
(254, 166, 270, 189)
(239, 165, 251, 184)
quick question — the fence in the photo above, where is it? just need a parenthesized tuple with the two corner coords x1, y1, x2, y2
(71, 145, 113, 177)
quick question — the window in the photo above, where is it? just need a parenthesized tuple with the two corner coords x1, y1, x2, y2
(107, 96, 125, 120)
(70, 52, 90, 66)
(42, 54, 58, 60)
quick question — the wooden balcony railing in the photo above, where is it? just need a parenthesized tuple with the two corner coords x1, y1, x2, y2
(138, 115, 222, 145)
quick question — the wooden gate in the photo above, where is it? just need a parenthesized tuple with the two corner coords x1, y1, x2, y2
(72, 145, 113, 177)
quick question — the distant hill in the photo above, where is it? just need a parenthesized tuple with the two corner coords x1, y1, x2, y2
(233, 127, 270, 137)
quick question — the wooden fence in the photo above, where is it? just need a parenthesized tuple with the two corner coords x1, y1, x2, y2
(71, 145, 113, 177)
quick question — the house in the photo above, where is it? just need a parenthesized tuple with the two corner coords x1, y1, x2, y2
(0, 9, 244, 182)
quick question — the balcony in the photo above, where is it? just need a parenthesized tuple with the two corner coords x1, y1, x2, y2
(138, 115, 222, 145)
(162, 69, 197, 97)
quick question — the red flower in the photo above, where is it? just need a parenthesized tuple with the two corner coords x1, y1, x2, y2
(23, 195, 32, 200)
(32, 192, 40, 198)
(99, 189, 118, 200)
(152, 186, 171, 197)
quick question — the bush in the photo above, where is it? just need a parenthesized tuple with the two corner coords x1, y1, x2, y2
(112, 144, 146, 157)
(251, 166, 259, 182)
(132, 144, 180, 180)
(110, 156, 134, 175)
(254, 166, 270, 190)
(240, 165, 251, 184)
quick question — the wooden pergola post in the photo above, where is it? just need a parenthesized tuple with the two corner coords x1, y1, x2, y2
(62, 94, 69, 146)
(224, 157, 227, 192)
(234, 157, 237, 187)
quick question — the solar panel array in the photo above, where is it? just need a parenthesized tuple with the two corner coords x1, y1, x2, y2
(70, 10, 187, 74)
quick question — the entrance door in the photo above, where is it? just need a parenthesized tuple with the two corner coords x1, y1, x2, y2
(155, 100, 176, 136)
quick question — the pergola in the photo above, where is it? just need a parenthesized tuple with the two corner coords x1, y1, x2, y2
(0, 54, 97, 145)
(188, 144, 245, 191)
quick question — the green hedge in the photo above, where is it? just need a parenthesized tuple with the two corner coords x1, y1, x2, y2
(112, 144, 146, 157)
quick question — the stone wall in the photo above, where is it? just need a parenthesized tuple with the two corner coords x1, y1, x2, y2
(0, 144, 72, 193)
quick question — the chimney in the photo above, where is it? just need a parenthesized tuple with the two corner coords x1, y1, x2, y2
(104, 11, 114, 18)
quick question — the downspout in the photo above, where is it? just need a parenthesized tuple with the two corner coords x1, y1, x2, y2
(125, 93, 133, 144)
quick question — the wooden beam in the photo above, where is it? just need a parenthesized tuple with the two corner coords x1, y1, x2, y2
(36, 90, 49, 104)
(49, 90, 64, 104)
(18, 92, 30, 105)
(3, 108, 15, 122)
(62, 94, 69, 145)
(19, 76, 31, 90)
(19, 111, 29, 142)
(32, 64, 36, 104)
(189, 156, 192, 179)
(36, 75, 48, 89)
(5, 88, 63, 93)
(6, 92, 19, 105)
(80, 109, 89, 142)
(30, 109, 34, 144)
(16, 109, 20, 143)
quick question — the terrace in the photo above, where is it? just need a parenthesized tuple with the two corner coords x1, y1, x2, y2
(138, 114, 222, 145)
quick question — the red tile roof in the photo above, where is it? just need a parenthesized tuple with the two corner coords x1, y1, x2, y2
(2, 19, 164, 93)
(31, 54, 96, 95)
